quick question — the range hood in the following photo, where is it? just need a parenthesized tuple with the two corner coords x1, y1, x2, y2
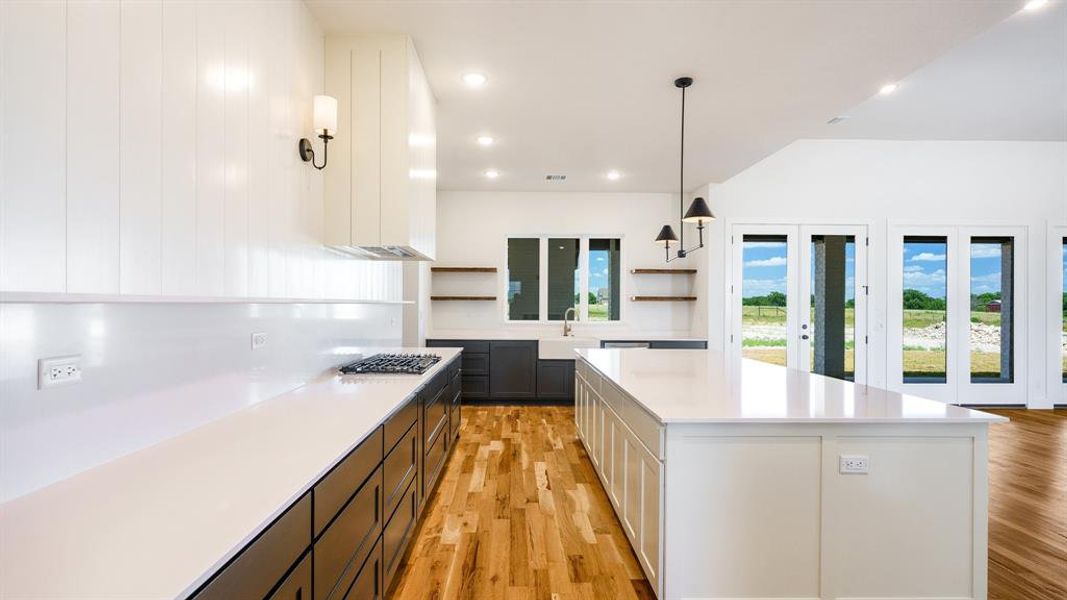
(323, 34, 436, 261)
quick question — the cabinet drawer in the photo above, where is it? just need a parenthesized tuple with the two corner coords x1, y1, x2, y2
(267, 551, 311, 600)
(342, 536, 382, 600)
(601, 381, 663, 460)
(423, 388, 448, 449)
(383, 477, 419, 592)
(460, 352, 489, 375)
(461, 375, 489, 398)
(314, 465, 383, 600)
(427, 339, 490, 354)
(449, 398, 460, 441)
(384, 423, 418, 520)
(314, 427, 383, 537)
(422, 423, 448, 499)
(193, 493, 311, 600)
(384, 395, 417, 456)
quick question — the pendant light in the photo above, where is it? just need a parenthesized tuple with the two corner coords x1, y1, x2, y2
(655, 76, 715, 262)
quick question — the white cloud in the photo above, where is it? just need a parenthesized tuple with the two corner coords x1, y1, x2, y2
(743, 278, 786, 296)
(903, 265, 925, 273)
(970, 245, 1002, 259)
(910, 252, 946, 263)
(744, 256, 787, 268)
(744, 241, 786, 248)
(903, 268, 946, 288)
(970, 271, 1002, 294)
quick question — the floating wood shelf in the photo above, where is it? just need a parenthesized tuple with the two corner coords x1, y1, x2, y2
(431, 267, 498, 273)
(630, 295, 697, 302)
(430, 295, 497, 301)
(630, 268, 697, 275)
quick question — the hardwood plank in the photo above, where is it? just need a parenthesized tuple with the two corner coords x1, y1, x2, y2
(393, 405, 1067, 599)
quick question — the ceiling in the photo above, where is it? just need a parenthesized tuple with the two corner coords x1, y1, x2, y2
(815, 0, 1066, 141)
(306, 0, 1037, 192)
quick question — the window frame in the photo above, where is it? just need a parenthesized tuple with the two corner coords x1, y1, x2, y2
(504, 234, 625, 324)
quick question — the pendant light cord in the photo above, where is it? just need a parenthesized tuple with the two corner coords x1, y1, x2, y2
(679, 84, 686, 251)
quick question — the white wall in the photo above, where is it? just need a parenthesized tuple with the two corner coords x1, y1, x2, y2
(0, 301, 402, 502)
(703, 139, 1067, 407)
(0, 0, 401, 302)
(433, 191, 707, 336)
(0, 0, 408, 501)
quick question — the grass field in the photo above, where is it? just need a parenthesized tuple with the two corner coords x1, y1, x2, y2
(740, 306, 1067, 378)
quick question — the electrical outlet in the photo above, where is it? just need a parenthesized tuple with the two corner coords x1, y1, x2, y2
(839, 454, 870, 474)
(251, 332, 268, 350)
(38, 355, 82, 389)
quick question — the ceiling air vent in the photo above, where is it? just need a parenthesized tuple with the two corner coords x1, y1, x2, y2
(545, 174, 567, 182)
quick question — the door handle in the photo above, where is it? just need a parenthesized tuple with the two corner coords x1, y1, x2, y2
(801, 334, 810, 340)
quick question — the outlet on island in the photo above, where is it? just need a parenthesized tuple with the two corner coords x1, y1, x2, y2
(839, 454, 870, 474)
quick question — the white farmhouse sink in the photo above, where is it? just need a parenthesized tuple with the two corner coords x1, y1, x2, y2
(538, 336, 600, 360)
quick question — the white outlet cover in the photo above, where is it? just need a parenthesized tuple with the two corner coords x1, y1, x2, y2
(38, 355, 82, 389)
(251, 332, 268, 350)
(839, 454, 870, 474)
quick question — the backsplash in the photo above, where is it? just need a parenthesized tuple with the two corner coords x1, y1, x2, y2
(0, 301, 402, 502)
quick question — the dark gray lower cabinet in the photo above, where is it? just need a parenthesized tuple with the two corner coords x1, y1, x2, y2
(267, 552, 311, 600)
(191, 354, 462, 600)
(489, 340, 538, 399)
(537, 360, 575, 400)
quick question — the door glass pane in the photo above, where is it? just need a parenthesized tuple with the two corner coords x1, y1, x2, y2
(902, 236, 948, 383)
(589, 238, 621, 321)
(741, 235, 788, 366)
(809, 235, 856, 381)
(1062, 238, 1066, 382)
(547, 238, 579, 321)
(970, 237, 1014, 383)
(507, 238, 540, 321)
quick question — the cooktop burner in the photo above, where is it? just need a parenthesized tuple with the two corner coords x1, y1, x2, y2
(339, 353, 441, 375)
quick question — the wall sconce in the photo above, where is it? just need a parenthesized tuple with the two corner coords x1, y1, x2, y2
(298, 95, 337, 170)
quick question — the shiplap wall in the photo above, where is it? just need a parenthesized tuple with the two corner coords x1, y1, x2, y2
(0, 0, 401, 301)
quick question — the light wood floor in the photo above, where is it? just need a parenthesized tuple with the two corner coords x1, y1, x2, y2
(985, 408, 1067, 600)
(392, 405, 1067, 599)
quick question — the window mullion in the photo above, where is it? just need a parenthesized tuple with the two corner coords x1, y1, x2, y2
(580, 238, 590, 321)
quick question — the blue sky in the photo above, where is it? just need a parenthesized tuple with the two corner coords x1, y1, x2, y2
(740, 240, 1011, 301)
(590, 248, 609, 293)
(741, 240, 856, 300)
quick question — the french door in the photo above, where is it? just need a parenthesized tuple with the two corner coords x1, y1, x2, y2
(730, 224, 868, 384)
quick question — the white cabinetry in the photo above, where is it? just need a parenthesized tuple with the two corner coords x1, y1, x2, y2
(575, 367, 663, 596)
(323, 35, 436, 261)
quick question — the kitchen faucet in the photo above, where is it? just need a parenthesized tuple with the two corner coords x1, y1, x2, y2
(563, 307, 577, 337)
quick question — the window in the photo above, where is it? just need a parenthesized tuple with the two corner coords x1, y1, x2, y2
(547, 238, 579, 320)
(970, 237, 1014, 383)
(902, 236, 948, 383)
(507, 236, 621, 321)
(741, 235, 788, 367)
(507, 238, 539, 321)
(589, 239, 621, 321)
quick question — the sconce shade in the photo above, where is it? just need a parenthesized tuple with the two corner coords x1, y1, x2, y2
(682, 196, 715, 224)
(313, 95, 338, 134)
(655, 225, 679, 246)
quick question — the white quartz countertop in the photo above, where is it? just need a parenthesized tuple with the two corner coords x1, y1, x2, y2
(576, 348, 1007, 424)
(0, 347, 461, 600)
(427, 329, 707, 342)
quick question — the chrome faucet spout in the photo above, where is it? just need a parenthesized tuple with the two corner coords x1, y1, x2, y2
(563, 307, 577, 337)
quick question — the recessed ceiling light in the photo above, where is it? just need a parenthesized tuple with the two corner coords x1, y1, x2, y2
(484, 169, 499, 179)
(463, 72, 488, 88)
(879, 82, 898, 95)
(476, 135, 495, 147)
(606, 170, 621, 181)
(1023, 0, 1048, 10)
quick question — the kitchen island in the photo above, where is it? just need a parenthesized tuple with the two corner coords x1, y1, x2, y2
(574, 348, 1006, 600)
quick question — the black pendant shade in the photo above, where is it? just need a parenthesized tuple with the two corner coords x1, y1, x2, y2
(655, 225, 678, 246)
(682, 196, 714, 224)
